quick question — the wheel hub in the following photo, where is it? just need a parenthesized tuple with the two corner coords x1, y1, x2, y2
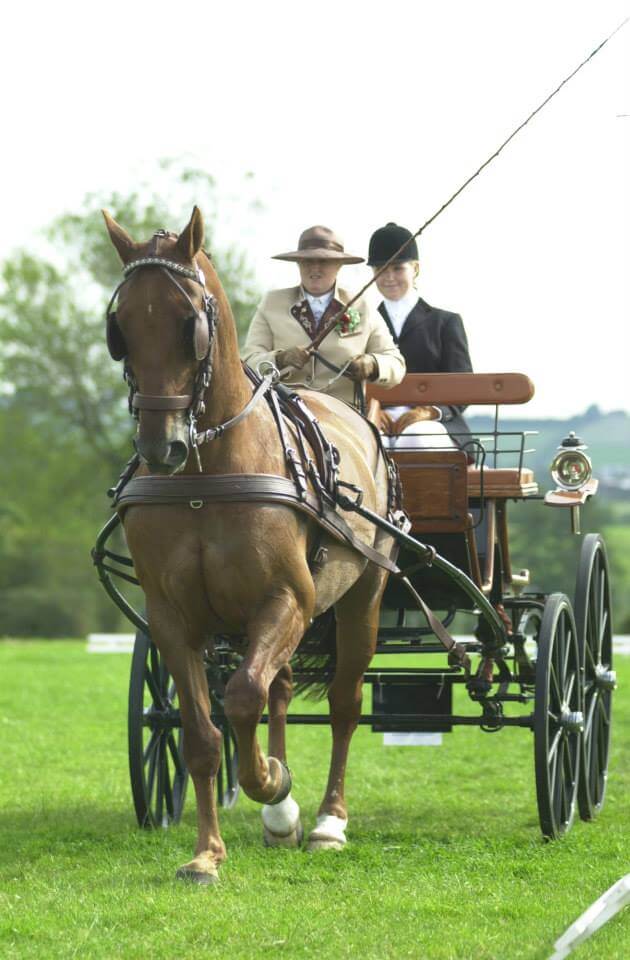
(595, 666, 617, 691)
(560, 710, 584, 733)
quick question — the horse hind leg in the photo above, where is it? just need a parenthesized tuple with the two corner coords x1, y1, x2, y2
(261, 662, 303, 848)
(307, 564, 388, 852)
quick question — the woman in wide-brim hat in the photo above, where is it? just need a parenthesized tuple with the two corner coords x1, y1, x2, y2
(367, 222, 473, 451)
(242, 225, 405, 408)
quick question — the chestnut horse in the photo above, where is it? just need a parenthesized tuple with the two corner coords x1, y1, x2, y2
(103, 207, 393, 884)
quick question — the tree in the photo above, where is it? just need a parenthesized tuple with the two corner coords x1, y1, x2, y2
(0, 162, 261, 466)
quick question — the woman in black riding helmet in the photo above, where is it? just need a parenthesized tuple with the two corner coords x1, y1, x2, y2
(368, 222, 473, 451)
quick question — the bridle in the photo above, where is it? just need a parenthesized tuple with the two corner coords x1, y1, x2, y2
(105, 232, 273, 471)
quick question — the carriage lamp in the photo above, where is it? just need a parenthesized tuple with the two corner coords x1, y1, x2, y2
(550, 433, 592, 490)
(550, 432, 593, 534)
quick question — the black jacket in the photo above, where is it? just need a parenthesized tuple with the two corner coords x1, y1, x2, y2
(378, 297, 473, 450)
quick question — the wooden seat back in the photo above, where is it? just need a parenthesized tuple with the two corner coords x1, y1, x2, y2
(367, 372, 535, 407)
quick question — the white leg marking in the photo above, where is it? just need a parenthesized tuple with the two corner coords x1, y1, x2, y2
(307, 814, 348, 851)
(262, 793, 302, 848)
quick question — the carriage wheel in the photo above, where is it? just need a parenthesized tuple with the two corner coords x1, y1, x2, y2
(128, 631, 189, 828)
(574, 535, 615, 821)
(534, 594, 583, 840)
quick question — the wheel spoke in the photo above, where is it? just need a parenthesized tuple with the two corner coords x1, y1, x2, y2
(549, 663, 563, 709)
(155, 736, 165, 825)
(146, 732, 160, 803)
(590, 716, 600, 796)
(564, 670, 576, 707)
(143, 729, 160, 764)
(563, 735, 575, 788)
(584, 694, 597, 738)
(597, 697, 611, 729)
(585, 643, 597, 676)
(548, 727, 562, 764)
(163, 751, 174, 817)
(596, 573, 606, 660)
(553, 737, 564, 822)
(560, 620, 570, 689)
(598, 609, 609, 660)
(144, 666, 165, 708)
(167, 733, 185, 779)
(561, 767, 569, 825)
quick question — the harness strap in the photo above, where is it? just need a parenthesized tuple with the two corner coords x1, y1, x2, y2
(195, 374, 273, 443)
(113, 472, 471, 671)
(113, 473, 402, 575)
(133, 394, 192, 411)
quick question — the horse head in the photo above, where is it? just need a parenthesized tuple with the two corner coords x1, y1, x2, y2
(103, 206, 219, 475)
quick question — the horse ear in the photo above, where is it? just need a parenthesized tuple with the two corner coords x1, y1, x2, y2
(176, 206, 204, 261)
(102, 210, 136, 265)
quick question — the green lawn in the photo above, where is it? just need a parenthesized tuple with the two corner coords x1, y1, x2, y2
(1, 641, 629, 959)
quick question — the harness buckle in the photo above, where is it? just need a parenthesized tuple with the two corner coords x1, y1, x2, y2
(189, 417, 203, 473)
(335, 480, 364, 510)
(189, 500, 204, 510)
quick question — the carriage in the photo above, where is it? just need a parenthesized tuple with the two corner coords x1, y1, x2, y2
(93, 369, 615, 843)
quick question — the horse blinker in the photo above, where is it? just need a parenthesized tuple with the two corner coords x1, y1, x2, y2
(193, 310, 210, 361)
(107, 311, 127, 360)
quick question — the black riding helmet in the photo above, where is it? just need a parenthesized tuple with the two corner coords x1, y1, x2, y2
(367, 222, 418, 266)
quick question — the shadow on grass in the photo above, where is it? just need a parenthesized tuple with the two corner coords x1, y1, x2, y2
(0, 798, 269, 876)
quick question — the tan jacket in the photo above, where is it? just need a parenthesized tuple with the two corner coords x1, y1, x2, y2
(242, 285, 406, 405)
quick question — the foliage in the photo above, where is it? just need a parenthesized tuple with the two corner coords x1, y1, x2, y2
(0, 164, 262, 636)
(507, 496, 630, 632)
(1, 641, 629, 959)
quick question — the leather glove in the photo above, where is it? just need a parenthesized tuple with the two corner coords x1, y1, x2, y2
(346, 354, 378, 382)
(276, 346, 311, 370)
(395, 406, 441, 431)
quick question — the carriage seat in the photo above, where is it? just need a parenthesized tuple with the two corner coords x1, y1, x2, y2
(368, 372, 539, 502)
(467, 466, 538, 499)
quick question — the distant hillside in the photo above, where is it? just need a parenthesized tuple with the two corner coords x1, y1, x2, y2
(467, 405, 630, 496)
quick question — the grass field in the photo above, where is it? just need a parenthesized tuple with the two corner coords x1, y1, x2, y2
(1, 641, 629, 959)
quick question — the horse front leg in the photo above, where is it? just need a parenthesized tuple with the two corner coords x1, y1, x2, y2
(148, 605, 226, 885)
(262, 662, 303, 847)
(307, 565, 388, 852)
(224, 587, 312, 843)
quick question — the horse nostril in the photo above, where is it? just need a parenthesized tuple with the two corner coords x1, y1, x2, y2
(167, 440, 189, 467)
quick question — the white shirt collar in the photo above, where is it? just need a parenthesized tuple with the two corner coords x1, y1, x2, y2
(382, 290, 418, 337)
(302, 286, 335, 322)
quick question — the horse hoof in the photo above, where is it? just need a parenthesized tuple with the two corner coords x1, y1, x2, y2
(262, 793, 302, 848)
(306, 814, 348, 853)
(176, 855, 220, 885)
(263, 822, 304, 848)
(306, 837, 345, 852)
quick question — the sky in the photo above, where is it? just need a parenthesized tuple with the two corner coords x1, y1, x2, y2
(1, 0, 628, 418)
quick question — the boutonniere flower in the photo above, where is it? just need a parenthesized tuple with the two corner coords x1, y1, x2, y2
(337, 307, 360, 335)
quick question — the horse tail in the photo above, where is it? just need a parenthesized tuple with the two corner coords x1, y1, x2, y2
(291, 607, 336, 700)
